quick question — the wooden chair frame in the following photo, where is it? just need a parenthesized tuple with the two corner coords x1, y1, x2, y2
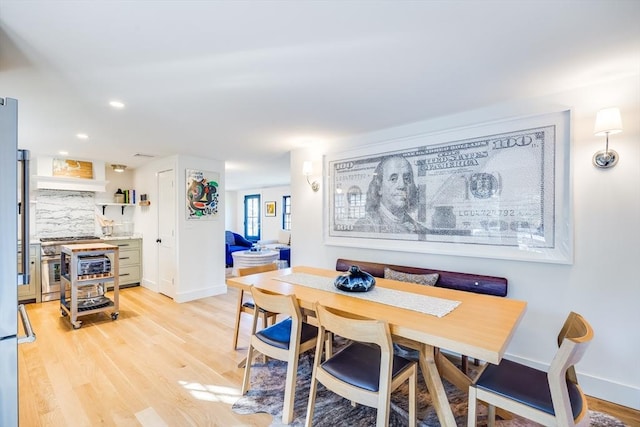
(467, 311, 594, 427)
(232, 264, 279, 351)
(241, 286, 319, 424)
(306, 304, 417, 427)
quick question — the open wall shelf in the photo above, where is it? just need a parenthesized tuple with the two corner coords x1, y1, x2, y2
(97, 203, 136, 215)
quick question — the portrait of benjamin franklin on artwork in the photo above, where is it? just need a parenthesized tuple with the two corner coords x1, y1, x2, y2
(353, 156, 426, 234)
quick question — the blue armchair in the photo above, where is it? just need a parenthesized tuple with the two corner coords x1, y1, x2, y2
(225, 231, 253, 267)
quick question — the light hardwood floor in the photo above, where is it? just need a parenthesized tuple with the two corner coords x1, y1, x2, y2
(18, 286, 639, 426)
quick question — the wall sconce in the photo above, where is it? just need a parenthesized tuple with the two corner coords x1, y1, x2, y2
(111, 164, 127, 173)
(593, 107, 623, 168)
(302, 161, 319, 192)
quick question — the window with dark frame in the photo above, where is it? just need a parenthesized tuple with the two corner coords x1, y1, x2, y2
(244, 194, 261, 241)
(282, 195, 291, 231)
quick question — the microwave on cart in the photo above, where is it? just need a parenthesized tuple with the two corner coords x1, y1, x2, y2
(76, 255, 111, 278)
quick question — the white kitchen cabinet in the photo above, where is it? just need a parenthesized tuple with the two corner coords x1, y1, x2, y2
(105, 238, 141, 288)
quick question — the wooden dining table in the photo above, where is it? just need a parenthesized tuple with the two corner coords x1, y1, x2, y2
(226, 265, 527, 427)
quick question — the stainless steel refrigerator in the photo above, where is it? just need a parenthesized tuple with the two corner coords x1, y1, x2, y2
(1, 97, 36, 426)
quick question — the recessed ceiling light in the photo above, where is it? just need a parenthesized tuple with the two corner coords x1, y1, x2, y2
(76, 133, 89, 139)
(109, 100, 125, 109)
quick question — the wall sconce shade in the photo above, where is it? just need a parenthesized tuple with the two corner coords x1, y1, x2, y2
(302, 161, 319, 192)
(111, 164, 127, 173)
(592, 108, 622, 169)
(302, 161, 313, 176)
(594, 108, 623, 136)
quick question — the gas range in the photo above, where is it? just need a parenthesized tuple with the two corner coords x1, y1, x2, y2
(39, 235, 103, 244)
(40, 236, 103, 257)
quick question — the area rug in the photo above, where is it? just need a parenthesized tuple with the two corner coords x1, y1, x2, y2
(232, 350, 627, 427)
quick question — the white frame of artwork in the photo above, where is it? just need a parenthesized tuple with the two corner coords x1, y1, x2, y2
(324, 110, 573, 264)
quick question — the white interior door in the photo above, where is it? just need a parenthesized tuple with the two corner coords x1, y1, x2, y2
(157, 169, 176, 298)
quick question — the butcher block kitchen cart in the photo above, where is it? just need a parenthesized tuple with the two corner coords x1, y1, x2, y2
(60, 243, 119, 329)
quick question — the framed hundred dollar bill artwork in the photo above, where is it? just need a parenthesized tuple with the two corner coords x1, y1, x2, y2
(325, 110, 572, 264)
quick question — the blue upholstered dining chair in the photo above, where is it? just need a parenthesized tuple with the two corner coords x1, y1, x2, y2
(241, 286, 320, 425)
(231, 264, 279, 352)
(467, 311, 594, 427)
(305, 303, 417, 427)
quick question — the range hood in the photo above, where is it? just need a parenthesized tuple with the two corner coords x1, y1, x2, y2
(32, 157, 107, 192)
(33, 175, 107, 192)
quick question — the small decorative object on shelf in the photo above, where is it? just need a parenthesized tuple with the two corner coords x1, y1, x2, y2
(114, 188, 125, 203)
(334, 265, 376, 292)
(114, 188, 137, 204)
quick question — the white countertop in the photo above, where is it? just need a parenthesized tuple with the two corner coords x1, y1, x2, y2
(101, 235, 142, 241)
(31, 235, 142, 245)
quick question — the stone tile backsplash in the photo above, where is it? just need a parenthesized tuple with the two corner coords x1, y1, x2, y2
(35, 190, 96, 238)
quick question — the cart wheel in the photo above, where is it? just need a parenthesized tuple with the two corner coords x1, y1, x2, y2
(111, 312, 119, 320)
(72, 322, 82, 329)
(61, 309, 68, 317)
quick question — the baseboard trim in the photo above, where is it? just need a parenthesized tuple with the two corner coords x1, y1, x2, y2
(141, 279, 158, 293)
(174, 284, 226, 303)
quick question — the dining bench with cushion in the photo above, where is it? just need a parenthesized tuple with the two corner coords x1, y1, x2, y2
(335, 258, 508, 373)
(336, 258, 508, 297)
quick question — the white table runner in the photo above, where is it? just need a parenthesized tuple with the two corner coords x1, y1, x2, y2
(274, 272, 460, 318)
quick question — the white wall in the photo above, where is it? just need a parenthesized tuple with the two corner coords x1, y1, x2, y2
(96, 167, 136, 234)
(224, 191, 238, 231)
(133, 154, 226, 302)
(101, 166, 134, 202)
(176, 155, 226, 302)
(133, 156, 171, 293)
(291, 75, 640, 409)
(228, 185, 291, 242)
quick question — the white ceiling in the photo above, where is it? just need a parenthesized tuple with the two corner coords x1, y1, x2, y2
(1, 1, 639, 190)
